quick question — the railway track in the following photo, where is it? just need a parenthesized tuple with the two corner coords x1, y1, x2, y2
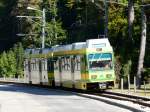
(72, 90, 150, 108)
(57, 87, 150, 108)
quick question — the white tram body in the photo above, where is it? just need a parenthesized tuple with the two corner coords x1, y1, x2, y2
(24, 38, 115, 89)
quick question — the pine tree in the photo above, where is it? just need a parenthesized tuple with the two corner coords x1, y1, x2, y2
(16, 0, 67, 48)
(0, 51, 8, 77)
(16, 43, 24, 78)
(7, 50, 17, 77)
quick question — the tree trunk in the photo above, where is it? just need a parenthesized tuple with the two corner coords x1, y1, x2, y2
(136, 3, 147, 89)
(128, 0, 134, 41)
(104, 0, 108, 38)
(126, 0, 134, 88)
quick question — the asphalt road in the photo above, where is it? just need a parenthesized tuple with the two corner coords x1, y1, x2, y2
(0, 83, 148, 112)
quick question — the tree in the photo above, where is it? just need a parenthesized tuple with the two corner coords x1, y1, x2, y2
(136, 0, 147, 88)
(7, 50, 17, 77)
(16, 0, 67, 48)
(0, 51, 8, 77)
(15, 43, 24, 77)
(45, 0, 67, 46)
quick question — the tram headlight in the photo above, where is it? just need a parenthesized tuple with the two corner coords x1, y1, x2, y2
(91, 75, 97, 79)
(106, 74, 112, 78)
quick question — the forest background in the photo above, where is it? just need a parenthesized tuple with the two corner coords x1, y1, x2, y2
(0, 0, 149, 86)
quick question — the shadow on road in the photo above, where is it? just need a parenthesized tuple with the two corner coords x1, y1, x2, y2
(0, 83, 72, 96)
(0, 83, 147, 112)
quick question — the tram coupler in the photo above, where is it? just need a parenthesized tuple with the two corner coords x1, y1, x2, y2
(99, 82, 107, 89)
(40, 82, 43, 85)
(29, 81, 32, 85)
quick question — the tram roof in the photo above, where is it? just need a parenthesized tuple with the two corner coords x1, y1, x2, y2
(52, 44, 72, 52)
(86, 38, 111, 49)
(25, 49, 31, 54)
(42, 48, 52, 54)
(25, 38, 112, 55)
(72, 42, 86, 50)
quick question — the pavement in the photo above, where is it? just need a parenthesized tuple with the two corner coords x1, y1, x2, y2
(0, 84, 150, 112)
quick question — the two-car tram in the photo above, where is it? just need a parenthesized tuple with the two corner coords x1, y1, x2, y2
(24, 38, 115, 90)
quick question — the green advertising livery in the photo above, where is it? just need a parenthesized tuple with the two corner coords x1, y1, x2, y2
(24, 38, 115, 90)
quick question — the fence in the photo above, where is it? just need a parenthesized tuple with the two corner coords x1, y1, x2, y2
(119, 76, 150, 97)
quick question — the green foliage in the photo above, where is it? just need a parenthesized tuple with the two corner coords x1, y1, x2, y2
(16, 43, 24, 77)
(17, 0, 67, 48)
(45, 21, 67, 46)
(108, 4, 128, 55)
(0, 51, 8, 77)
(7, 50, 17, 77)
(121, 60, 132, 77)
(0, 43, 24, 78)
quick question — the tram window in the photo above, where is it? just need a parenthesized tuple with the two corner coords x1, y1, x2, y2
(48, 59, 54, 71)
(43, 61, 44, 70)
(61, 57, 65, 70)
(59, 58, 62, 72)
(31, 59, 35, 70)
(77, 56, 81, 71)
(74, 56, 81, 71)
(28, 61, 31, 72)
(25, 61, 28, 70)
(34, 60, 36, 70)
(35, 59, 38, 70)
(32, 63, 34, 70)
(36, 60, 39, 71)
(88, 53, 112, 70)
(44, 60, 46, 70)
(62, 57, 71, 71)
(39, 60, 42, 72)
(34, 59, 36, 70)
(32, 63, 33, 70)
(47, 60, 51, 71)
(41, 59, 44, 70)
(33, 63, 35, 70)
(42, 59, 46, 70)
(45, 60, 47, 70)
(31, 62, 33, 70)
(53, 57, 57, 62)
(89, 60, 112, 70)
(54, 58, 59, 70)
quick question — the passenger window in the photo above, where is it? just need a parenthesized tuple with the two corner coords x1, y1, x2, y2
(54, 57, 58, 70)
(74, 56, 81, 71)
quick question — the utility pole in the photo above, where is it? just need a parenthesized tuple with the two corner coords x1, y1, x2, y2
(104, 0, 108, 38)
(136, 1, 147, 89)
(18, 7, 46, 49)
(53, 1, 57, 39)
(42, 8, 46, 49)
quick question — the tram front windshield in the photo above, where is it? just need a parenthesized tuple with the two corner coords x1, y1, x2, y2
(88, 53, 113, 70)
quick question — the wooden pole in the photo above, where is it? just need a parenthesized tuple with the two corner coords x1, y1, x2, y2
(121, 78, 123, 93)
(134, 76, 136, 93)
(144, 81, 146, 96)
(128, 74, 130, 94)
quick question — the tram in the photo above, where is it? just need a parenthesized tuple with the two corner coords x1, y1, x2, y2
(24, 38, 115, 90)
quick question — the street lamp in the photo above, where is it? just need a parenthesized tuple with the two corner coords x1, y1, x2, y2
(27, 7, 46, 49)
(16, 33, 38, 37)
